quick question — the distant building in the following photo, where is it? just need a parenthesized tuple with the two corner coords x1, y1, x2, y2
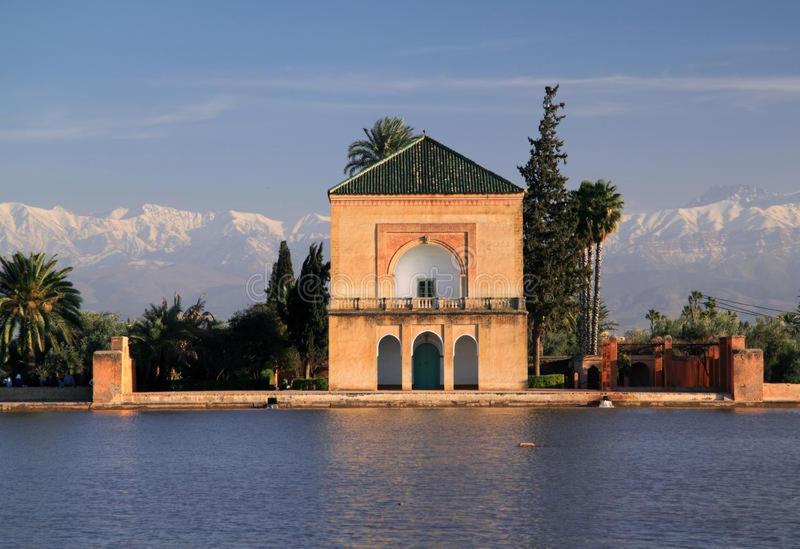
(327, 135, 528, 390)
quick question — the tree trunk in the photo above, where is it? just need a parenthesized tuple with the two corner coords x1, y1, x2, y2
(304, 361, 311, 380)
(584, 245, 593, 355)
(591, 240, 604, 355)
(26, 349, 36, 380)
(531, 322, 543, 376)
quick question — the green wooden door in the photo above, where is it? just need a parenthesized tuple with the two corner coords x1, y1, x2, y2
(413, 343, 441, 389)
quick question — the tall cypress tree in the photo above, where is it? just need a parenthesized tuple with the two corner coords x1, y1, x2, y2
(266, 241, 294, 318)
(519, 85, 585, 375)
(286, 243, 330, 379)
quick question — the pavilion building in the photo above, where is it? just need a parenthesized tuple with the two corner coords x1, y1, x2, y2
(327, 135, 528, 391)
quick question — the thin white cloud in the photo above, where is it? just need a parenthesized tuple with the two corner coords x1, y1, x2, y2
(0, 98, 237, 143)
(180, 73, 800, 96)
(390, 37, 528, 57)
(135, 98, 236, 127)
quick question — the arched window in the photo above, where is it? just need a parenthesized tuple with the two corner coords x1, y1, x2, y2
(393, 243, 462, 298)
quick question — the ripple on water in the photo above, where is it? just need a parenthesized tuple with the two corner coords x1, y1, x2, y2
(1, 408, 799, 547)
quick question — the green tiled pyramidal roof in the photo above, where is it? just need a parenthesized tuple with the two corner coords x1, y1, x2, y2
(329, 135, 523, 196)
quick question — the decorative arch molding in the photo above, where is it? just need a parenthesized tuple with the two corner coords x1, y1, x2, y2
(452, 333, 479, 356)
(375, 333, 402, 356)
(412, 330, 444, 355)
(375, 223, 476, 298)
(387, 238, 465, 277)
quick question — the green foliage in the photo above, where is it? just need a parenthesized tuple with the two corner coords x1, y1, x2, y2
(344, 117, 419, 176)
(266, 240, 294, 317)
(286, 243, 330, 379)
(648, 292, 743, 341)
(260, 368, 274, 385)
(129, 294, 215, 384)
(528, 374, 565, 388)
(520, 85, 586, 373)
(745, 316, 800, 383)
(77, 312, 128, 376)
(290, 377, 328, 390)
(38, 346, 82, 381)
(227, 303, 292, 380)
(543, 328, 579, 356)
(0, 252, 83, 376)
(623, 328, 651, 344)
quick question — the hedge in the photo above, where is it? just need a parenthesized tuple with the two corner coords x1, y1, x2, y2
(290, 377, 329, 391)
(528, 374, 565, 389)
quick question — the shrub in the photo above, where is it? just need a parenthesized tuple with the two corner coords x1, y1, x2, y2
(290, 377, 329, 391)
(260, 368, 275, 385)
(528, 374, 565, 389)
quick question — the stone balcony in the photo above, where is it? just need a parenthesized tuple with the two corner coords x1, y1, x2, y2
(329, 297, 525, 313)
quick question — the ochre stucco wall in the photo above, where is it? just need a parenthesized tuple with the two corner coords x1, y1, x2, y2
(330, 195, 524, 299)
(731, 349, 764, 402)
(329, 312, 527, 391)
(763, 383, 800, 401)
(93, 336, 135, 404)
(328, 193, 526, 391)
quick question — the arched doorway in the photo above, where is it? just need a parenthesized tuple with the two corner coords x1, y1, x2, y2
(587, 366, 600, 390)
(630, 362, 651, 387)
(413, 332, 443, 389)
(377, 335, 401, 390)
(454, 335, 478, 389)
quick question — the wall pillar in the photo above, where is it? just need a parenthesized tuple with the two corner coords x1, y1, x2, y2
(402, 329, 413, 390)
(653, 343, 664, 388)
(93, 336, 134, 405)
(443, 324, 454, 391)
(731, 349, 764, 402)
(601, 337, 618, 390)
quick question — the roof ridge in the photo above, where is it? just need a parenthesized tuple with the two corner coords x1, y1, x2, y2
(327, 135, 426, 195)
(419, 135, 521, 192)
(328, 134, 524, 196)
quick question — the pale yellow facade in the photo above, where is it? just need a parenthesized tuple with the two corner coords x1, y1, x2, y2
(328, 194, 528, 391)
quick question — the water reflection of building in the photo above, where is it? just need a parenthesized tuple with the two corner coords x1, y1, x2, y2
(327, 136, 528, 390)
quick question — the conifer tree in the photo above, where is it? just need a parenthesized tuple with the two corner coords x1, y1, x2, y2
(266, 241, 294, 319)
(286, 243, 330, 379)
(519, 85, 585, 375)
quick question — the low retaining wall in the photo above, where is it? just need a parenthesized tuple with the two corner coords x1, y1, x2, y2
(0, 387, 91, 403)
(763, 383, 800, 402)
(93, 389, 729, 409)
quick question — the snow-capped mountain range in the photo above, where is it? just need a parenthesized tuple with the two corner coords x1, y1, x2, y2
(0, 202, 330, 318)
(604, 185, 800, 328)
(0, 185, 798, 328)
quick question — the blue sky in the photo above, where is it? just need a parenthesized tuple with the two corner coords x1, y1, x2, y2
(2, 0, 799, 220)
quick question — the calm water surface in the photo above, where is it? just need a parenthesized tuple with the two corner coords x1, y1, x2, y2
(1, 408, 799, 547)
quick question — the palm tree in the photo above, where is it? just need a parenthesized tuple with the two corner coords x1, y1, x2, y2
(584, 180, 624, 354)
(344, 116, 419, 176)
(646, 309, 663, 335)
(573, 182, 597, 355)
(0, 252, 82, 376)
(129, 294, 211, 383)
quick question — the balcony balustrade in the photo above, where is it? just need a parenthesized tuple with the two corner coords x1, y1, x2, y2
(330, 297, 525, 312)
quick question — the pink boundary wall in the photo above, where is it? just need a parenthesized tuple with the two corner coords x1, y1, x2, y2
(601, 335, 766, 402)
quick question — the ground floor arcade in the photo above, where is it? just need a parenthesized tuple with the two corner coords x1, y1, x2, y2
(328, 311, 528, 391)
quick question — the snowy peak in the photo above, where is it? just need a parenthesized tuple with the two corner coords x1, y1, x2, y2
(683, 185, 784, 208)
(0, 202, 326, 269)
(289, 212, 331, 243)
